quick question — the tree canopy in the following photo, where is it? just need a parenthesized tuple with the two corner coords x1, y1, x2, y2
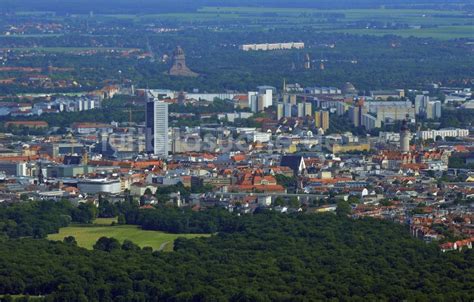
(0, 200, 473, 300)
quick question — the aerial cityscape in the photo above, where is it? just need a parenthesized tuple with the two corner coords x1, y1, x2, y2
(0, 0, 473, 300)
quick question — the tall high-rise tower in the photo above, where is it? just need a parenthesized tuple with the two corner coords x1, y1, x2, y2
(277, 103, 284, 120)
(168, 46, 198, 77)
(146, 93, 169, 157)
(248, 87, 273, 113)
(400, 115, 411, 153)
(315, 110, 329, 131)
(304, 53, 311, 69)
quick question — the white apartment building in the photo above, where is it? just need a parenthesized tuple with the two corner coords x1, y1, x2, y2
(249, 132, 272, 143)
(418, 128, 469, 140)
(240, 42, 304, 51)
(249, 87, 273, 112)
(415, 95, 442, 119)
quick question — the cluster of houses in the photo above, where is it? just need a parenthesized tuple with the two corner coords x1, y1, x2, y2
(0, 84, 473, 252)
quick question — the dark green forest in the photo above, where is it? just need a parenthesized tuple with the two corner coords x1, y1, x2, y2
(1, 31, 472, 95)
(0, 199, 473, 301)
(0, 200, 96, 238)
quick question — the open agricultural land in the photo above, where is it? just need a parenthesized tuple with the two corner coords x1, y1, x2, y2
(1, 6, 472, 39)
(193, 7, 474, 39)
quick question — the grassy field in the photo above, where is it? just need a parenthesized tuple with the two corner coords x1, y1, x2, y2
(327, 25, 474, 40)
(8, 7, 471, 40)
(48, 223, 209, 251)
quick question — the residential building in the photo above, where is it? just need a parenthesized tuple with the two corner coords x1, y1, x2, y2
(418, 128, 469, 140)
(277, 103, 284, 120)
(249, 87, 273, 113)
(315, 110, 330, 131)
(371, 89, 405, 100)
(240, 42, 304, 51)
(304, 102, 312, 117)
(361, 113, 381, 130)
(284, 103, 292, 117)
(297, 103, 305, 117)
(415, 95, 442, 119)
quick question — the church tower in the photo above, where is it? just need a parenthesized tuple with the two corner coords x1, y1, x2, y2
(400, 115, 411, 153)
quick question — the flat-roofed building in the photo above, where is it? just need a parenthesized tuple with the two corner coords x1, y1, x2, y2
(315, 110, 330, 131)
(418, 128, 469, 140)
(240, 42, 304, 51)
(78, 179, 121, 195)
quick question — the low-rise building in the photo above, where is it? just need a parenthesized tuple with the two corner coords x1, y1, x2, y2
(78, 179, 122, 195)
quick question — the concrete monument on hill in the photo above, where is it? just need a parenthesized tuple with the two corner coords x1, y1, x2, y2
(168, 46, 198, 77)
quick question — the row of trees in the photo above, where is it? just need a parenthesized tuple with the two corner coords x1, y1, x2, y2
(125, 206, 242, 234)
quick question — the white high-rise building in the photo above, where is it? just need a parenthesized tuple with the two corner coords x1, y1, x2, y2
(427, 100, 442, 119)
(262, 88, 273, 108)
(304, 102, 312, 117)
(297, 103, 304, 117)
(415, 95, 442, 119)
(146, 95, 169, 157)
(277, 103, 284, 120)
(284, 103, 292, 117)
(434, 101, 442, 118)
(248, 88, 273, 112)
(248, 91, 258, 112)
(415, 95, 428, 115)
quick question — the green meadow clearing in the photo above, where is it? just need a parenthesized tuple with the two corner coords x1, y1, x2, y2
(48, 219, 209, 252)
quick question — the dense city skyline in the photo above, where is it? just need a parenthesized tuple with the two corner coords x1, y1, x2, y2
(0, 0, 473, 300)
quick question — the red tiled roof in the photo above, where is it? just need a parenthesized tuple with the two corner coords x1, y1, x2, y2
(5, 121, 48, 127)
(71, 122, 112, 129)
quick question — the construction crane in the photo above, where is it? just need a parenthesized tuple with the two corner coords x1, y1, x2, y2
(122, 107, 145, 125)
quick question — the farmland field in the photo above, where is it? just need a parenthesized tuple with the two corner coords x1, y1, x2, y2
(48, 224, 210, 251)
(143, 7, 474, 39)
(3, 6, 471, 39)
(326, 25, 474, 40)
(0, 47, 139, 53)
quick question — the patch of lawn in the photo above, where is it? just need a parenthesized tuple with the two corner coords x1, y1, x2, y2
(47, 225, 209, 251)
